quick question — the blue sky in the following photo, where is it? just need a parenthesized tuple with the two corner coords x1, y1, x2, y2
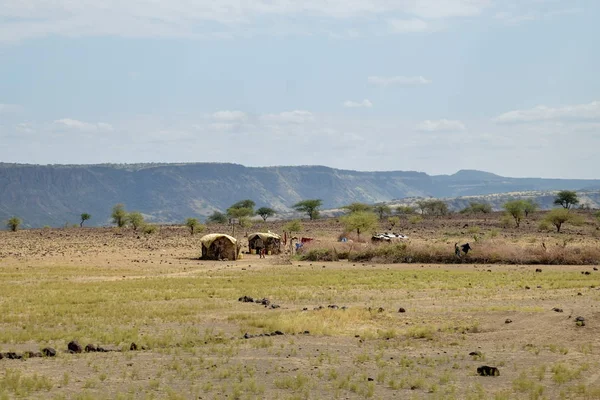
(0, 0, 598, 178)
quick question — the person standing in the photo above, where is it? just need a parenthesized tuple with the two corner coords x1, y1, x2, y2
(255, 237, 264, 258)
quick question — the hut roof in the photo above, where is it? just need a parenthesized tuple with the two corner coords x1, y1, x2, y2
(200, 234, 237, 248)
(248, 232, 281, 241)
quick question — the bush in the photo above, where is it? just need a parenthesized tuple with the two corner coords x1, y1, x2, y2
(142, 224, 158, 235)
(538, 220, 553, 232)
(6, 216, 21, 232)
(127, 212, 145, 231)
(408, 215, 423, 224)
(111, 204, 127, 228)
(300, 248, 339, 262)
(283, 220, 303, 234)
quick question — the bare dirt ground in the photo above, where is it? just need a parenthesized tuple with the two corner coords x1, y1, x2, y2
(1, 215, 600, 399)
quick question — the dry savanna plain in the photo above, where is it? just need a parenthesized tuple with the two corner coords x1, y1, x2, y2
(1, 211, 600, 399)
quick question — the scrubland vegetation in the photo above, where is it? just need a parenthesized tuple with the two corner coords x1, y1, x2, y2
(1, 200, 599, 398)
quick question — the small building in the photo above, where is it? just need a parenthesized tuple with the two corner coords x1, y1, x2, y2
(200, 234, 239, 260)
(247, 232, 282, 255)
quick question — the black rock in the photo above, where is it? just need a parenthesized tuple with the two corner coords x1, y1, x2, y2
(535, 268, 542, 273)
(42, 347, 57, 357)
(84, 344, 97, 353)
(398, 307, 406, 313)
(477, 366, 500, 376)
(505, 319, 513, 324)
(552, 308, 564, 313)
(243, 333, 253, 339)
(67, 341, 83, 354)
(469, 351, 482, 356)
(273, 331, 284, 336)
(239, 296, 254, 303)
(575, 316, 585, 322)
(130, 342, 138, 351)
(368, 377, 374, 382)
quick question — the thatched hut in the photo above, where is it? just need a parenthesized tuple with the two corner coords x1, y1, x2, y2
(248, 232, 282, 255)
(200, 234, 239, 260)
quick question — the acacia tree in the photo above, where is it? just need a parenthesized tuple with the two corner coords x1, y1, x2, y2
(185, 218, 205, 235)
(503, 200, 525, 228)
(523, 200, 538, 218)
(395, 206, 415, 215)
(543, 209, 583, 233)
(373, 204, 392, 220)
(417, 200, 448, 216)
(293, 199, 322, 220)
(460, 202, 492, 214)
(80, 213, 91, 227)
(341, 211, 378, 240)
(256, 207, 276, 222)
(127, 212, 144, 231)
(207, 211, 228, 224)
(554, 191, 579, 209)
(6, 216, 21, 232)
(227, 199, 255, 224)
(342, 202, 371, 214)
(111, 204, 127, 228)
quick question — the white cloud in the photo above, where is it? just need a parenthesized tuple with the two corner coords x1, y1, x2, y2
(368, 76, 432, 86)
(343, 99, 373, 108)
(260, 110, 314, 124)
(417, 119, 466, 132)
(212, 110, 247, 121)
(388, 18, 431, 33)
(493, 101, 600, 123)
(0, 0, 493, 42)
(54, 118, 114, 131)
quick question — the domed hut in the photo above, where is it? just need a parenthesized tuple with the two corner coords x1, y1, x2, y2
(248, 232, 282, 255)
(200, 234, 239, 260)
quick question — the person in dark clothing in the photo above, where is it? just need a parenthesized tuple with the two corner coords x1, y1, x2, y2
(455, 243, 461, 258)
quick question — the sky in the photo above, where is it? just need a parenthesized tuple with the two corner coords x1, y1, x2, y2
(0, 0, 599, 179)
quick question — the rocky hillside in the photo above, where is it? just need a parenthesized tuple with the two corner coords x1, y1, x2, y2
(1, 163, 598, 227)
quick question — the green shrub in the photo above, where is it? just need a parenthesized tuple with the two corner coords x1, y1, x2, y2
(142, 224, 158, 235)
(408, 215, 423, 224)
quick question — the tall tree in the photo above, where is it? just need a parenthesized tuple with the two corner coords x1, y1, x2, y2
(342, 203, 372, 214)
(543, 209, 583, 233)
(227, 199, 255, 223)
(256, 207, 276, 222)
(503, 200, 525, 228)
(341, 211, 378, 240)
(293, 199, 322, 220)
(207, 211, 228, 224)
(554, 191, 579, 209)
(417, 200, 448, 216)
(372, 204, 392, 220)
